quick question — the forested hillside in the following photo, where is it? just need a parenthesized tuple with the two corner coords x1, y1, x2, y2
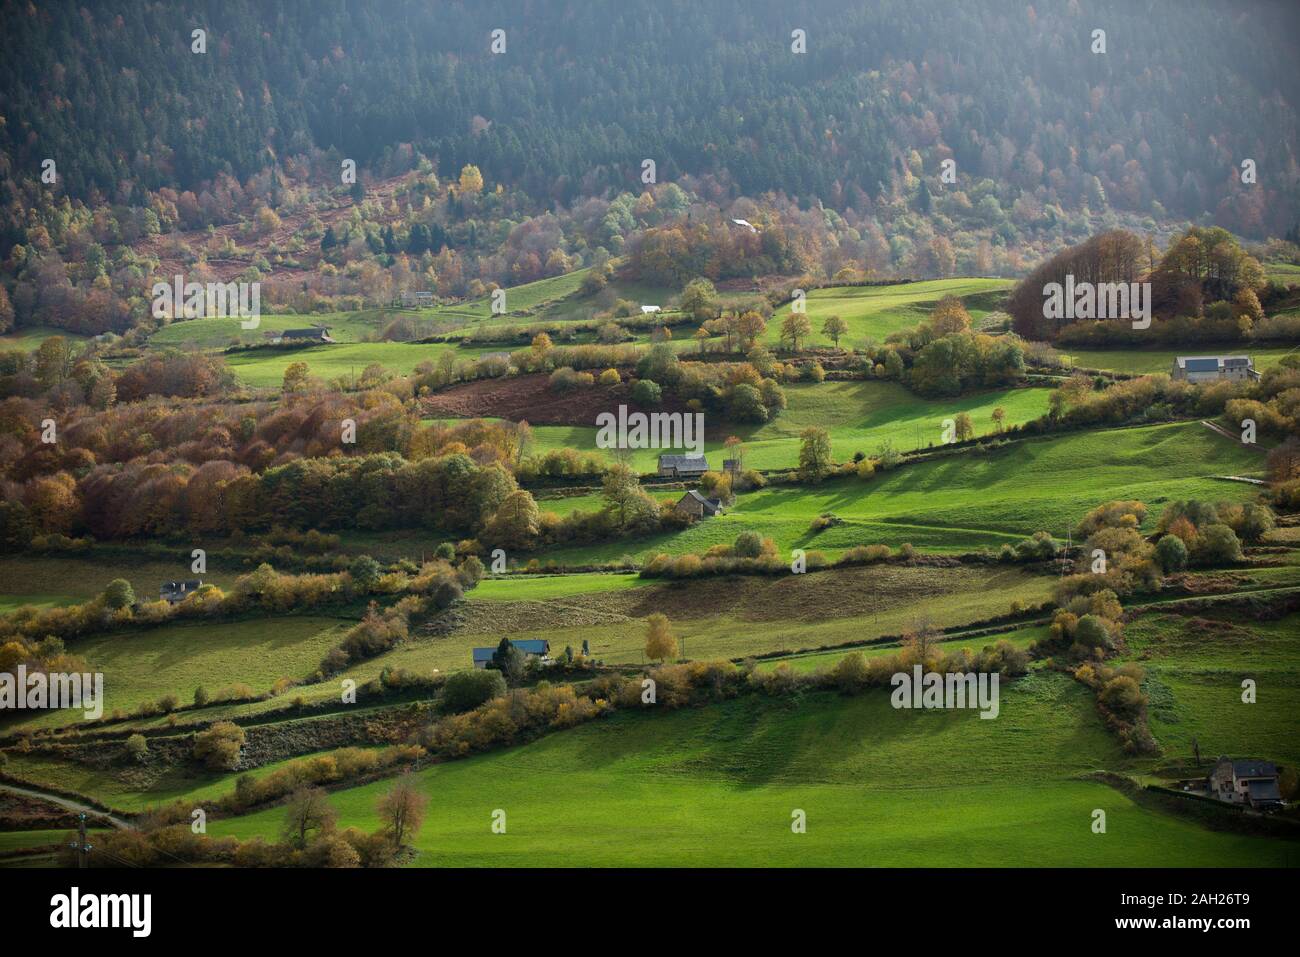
(3, 0, 1298, 229)
(1, 0, 1299, 337)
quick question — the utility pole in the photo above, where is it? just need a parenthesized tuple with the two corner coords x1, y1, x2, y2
(69, 812, 91, 868)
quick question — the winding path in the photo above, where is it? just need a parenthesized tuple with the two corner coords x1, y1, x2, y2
(0, 782, 132, 830)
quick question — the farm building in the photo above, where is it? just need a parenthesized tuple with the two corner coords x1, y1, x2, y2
(659, 453, 710, 477)
(675, 489, 723, 518)
(471, 639, 551, 669)
(1171, 355, 1257, 383)
(160, 580, 203, 604)
(266, 327, 334, 344)
(399, 290, 435, 308)
(1209, 757, 1283, 810)
(640, 305, 661, 314)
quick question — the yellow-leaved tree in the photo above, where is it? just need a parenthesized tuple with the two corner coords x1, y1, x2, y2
(644, 613, 678, 662)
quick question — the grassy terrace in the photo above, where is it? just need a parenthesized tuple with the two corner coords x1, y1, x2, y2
(1124, 611, 1300, 771)
(1063, 345, 1298, 376)
(767, 278, 1014, 347)
(204, 671, 1299, 866)
(536, 420, 1264, 563)
(0, 615, 358, 733)
(0, 554, 242, 613)
(521, 380, 1054, 472)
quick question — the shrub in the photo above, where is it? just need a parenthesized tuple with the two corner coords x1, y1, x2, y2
(1155, 534, 1188, 573)
(1098, 675, 1144, 720)
(125, 734, 149, 762)
(1197, 524, 1243, 564)
(193, 721, 246, 771)
(439, 669, 507, 714)
(1073, 614, 1114, 651)
(103, 579, 135, 610)
(549, 367, 581, 393)
(349, 555, 382, 590)
(829, 652, 871, 694)
(631, 379, 662, 405)
(598, 368, 621, 386)
(733, 531, 764, 558)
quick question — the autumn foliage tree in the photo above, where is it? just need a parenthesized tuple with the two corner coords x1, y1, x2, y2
(644, 612, 678, 662)
(377, 774, 429, 850)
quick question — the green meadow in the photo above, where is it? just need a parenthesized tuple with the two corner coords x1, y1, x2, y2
(148, 311, 388, 349)
(207, 673, 1299, 866)
(223, 340, 492, 387)
(316, 563, 1054, 680)
(537, 420, 1264, 563)
(523, 380, 1053, 471)
(0, 326, 91, 352)
(0, 828, 107, 854)
(1063, 346, 1297, 376)
(470, 572, 648, 601)
(1, 744, 388, 813)
(1126, 611, 1300, 770)
(767, 278, 1013, 348)
(757, 624, 1051, 673)
(0, 555, 241, 611)
(2, 615, 355, 732)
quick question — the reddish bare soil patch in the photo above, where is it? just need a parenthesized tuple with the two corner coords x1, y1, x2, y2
(421, 373, 692, 426)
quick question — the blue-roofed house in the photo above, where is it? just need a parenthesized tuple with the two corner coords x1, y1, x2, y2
(471, 639, 551, 669)
(1171, 355, 1257, 383)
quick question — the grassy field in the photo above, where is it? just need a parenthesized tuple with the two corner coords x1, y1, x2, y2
(322, 562, 1054, 680)
(1, 615, 355, 732)
(758, 623, 1050, 672)
(148, 312, 388, 349)
(538, 420, 1265, 563)
(0, 327, 91, 352)
(766, 278, 1013, 349)
(1063, 346, 1298, 375)
(0, 554, 242, 612)
(206, 673, 1298, 866)
(523, 380, 1053, 472)
(1125, 611, 1300, 770)
(427, 267, 594, 323)
(222, 340, 494, 387)
(0, 744, 387, 813)
(1263, 261, 1300, 284)
(470, 572, 649, 601)
(0, 563, 1050, 737)
(0, 828, 108, 854)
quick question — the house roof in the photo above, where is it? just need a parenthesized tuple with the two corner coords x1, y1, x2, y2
(283, 328, 330, 338)
(161, 579, 202, 590)
(471, 639, 550, 663)
(681, 489, 722, 512)
(1246, 779, 1283, 802)
(659, 453, 708, 469)
(1231, 758, 1278, 778)
(1176, 355, 1253, 370)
